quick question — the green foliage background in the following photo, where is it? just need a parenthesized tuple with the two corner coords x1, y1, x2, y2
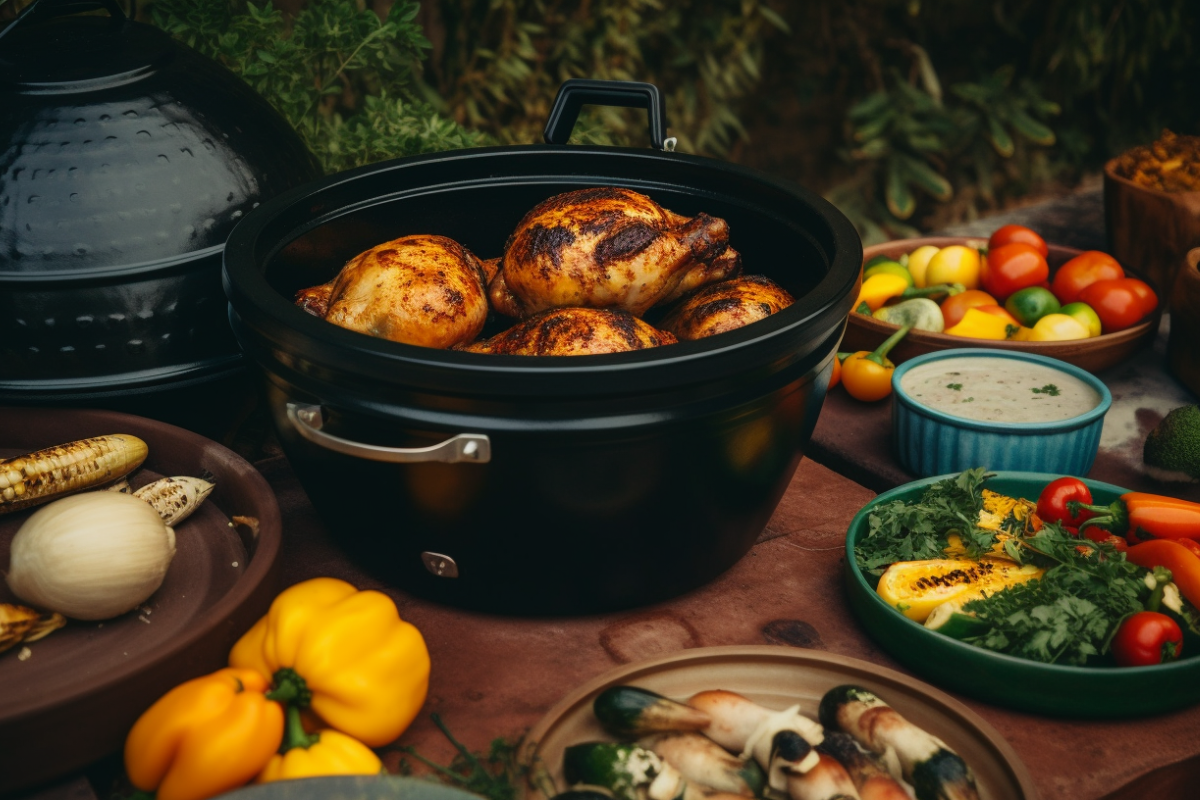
(5, 0, 1194, 242)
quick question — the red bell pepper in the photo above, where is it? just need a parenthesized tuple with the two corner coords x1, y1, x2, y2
(1071, 492, 1200, 542)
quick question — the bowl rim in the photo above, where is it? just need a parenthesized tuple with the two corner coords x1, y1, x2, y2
(844, 470, 1200, 679)
(1103, 156, 1200, 198)
(891, 347, 1113, 432)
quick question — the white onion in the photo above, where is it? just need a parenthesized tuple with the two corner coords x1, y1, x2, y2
(6, 491, 176, 620)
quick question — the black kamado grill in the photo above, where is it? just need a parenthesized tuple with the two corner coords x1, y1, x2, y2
(0, 0, 320, 433)
(223, 81, 863, 614)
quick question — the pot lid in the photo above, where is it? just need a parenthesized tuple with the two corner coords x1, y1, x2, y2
(0, 2, 172, 91)
(0, 0, 321, 278)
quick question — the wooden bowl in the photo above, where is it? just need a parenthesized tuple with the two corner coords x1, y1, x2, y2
(842, 237, 1162, 373)
(1104, 157, 1200, 297)
(1167, 246, 1200, 397)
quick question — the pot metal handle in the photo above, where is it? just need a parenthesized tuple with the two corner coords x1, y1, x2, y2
(543, 79, 675, 151)
(0, 0, 132, 44)
(286, 403, 491, 464)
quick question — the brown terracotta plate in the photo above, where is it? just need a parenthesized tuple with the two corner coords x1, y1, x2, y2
(0, 407, 282, 795)
(521, 644, 1039, 800)
(842, 237, 1162, 373)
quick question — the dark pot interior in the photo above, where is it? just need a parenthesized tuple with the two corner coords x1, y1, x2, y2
(224, 145, 862, 614)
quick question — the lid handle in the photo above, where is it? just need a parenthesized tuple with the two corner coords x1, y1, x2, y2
(0, 0, 132, 43)
(543, 79, 673, 151)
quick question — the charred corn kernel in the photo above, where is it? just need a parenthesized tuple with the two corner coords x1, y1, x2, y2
(134, 476, 215, 526)
(0, 603, 66, 654)
(979, 489, 1042, 535)
(877, 558, 1045, 622)
(0, 434, 148, 515)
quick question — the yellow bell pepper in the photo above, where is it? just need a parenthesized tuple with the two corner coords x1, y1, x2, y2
(229, 577, 431, 747)
(855, 272, 910, 312)
(124, 668, 285, 800)
(257, 706, 383, 783)
(1022, 312, 1091, 341)
(943, 307, 1021, 340)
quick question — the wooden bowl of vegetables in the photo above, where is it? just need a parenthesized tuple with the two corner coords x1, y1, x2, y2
(842, 232, 1163, 373)
(844, 470, 1200, 718)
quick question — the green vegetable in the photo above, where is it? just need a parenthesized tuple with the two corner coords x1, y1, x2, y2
(1143, 404, 1200, 483)
(592, 686, 709, 738)
(855, 468, 997, 576)
(872, 298, 944, 331)
(1003, 286, 1060, 327)
(864, 255, 898, 269)
(863, 261, 914, 287)
(400, 714, 526, 800)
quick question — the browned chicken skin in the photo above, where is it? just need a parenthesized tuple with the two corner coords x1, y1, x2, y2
(488, 187, 741, 318)
(456, 307, 677, 356)
(659, 275, 794, 340)
(296, 234, 490, 349)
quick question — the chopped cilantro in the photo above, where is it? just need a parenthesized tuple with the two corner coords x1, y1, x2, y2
(1032, 384, 1061, 396)
(946, 383, 963, 391)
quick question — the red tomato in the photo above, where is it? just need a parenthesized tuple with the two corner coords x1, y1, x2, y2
(1082, 528, 1129, 553)
(1050, 251, 1125, 305)
(981, 243, 1049, 302)
(940, 289, 997, 328)
(988, 224, 1048, 258)
(1111, 611, 1183, 667)
(1036, 477, 1094, 528)
(1077, 278, 1159, 333)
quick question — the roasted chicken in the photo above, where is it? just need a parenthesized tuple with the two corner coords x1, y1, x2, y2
(295, 234, 489, 349)
(456, 307, 677, 356)
(659, 275, 794, 340)
(488, 187, 741, 318)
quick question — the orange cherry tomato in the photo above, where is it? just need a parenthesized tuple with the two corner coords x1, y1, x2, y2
(974, 304, 1021, 325)
(1050, 251, 1125, 305)
(1077, 277, 1158, 332)
(939, 289, 997, 329)
(829, 354, 842, 390)
(981, 243, 1050, 302)
(988, 224, 1048, 258)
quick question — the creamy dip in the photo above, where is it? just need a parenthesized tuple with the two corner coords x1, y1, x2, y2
(900, 356, 1102, 423)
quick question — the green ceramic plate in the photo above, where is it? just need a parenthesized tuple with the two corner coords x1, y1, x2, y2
(844, 471, 1200, 718)
(212, 776, 484, 800)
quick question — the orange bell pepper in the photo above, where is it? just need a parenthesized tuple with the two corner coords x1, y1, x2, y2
(229, 577, 430, 747)
(124, 668, 284, 800)
(257, 706, 383, 783)
(1126, 539, 1200, 610)
(1075, 492, 1200, 542)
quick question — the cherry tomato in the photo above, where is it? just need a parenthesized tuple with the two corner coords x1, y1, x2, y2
(1037, 476, 1095, 528)
(829, 354, 842, 389)
(1050, 251, 1124, 305)
(1077, 278, 1159, 333)
(1082, 528, 1128, 553)
(988, 224, 1048, 258)
(939, 289, 997, 329)
(1111, 611, 1183, 667)
(981, 243, 1049, 302)
(841, 352, 895, 402)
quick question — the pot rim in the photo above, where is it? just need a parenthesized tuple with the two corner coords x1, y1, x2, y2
(223, 144, 862, 397)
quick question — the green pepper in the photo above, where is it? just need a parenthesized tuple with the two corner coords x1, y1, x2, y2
(1003, 286, 1060, 327)
(872, 298, 943, 332)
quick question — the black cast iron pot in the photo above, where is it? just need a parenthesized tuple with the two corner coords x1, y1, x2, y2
(224, 81, 862, 614)
(0, 0, 319, 432)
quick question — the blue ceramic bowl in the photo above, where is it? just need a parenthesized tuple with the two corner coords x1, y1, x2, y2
(891, 348, 1112, 477)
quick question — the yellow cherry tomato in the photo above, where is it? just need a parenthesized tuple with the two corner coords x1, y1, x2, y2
(1024, 313, 1091, 341)
(925, 245, 982, 290)
(906, 245, 941, 288)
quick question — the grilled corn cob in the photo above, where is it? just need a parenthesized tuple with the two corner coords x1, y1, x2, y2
(876, 557, 1045, 622)
(133, 476, 215, 525)
(0, 434, 148, 515)
(944, 489, 1043, 559)
(0, 604, 66, 654)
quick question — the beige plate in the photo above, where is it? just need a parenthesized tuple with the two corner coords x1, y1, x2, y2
(521, 645, 1039, 800)
(842, 237, 1162, 373)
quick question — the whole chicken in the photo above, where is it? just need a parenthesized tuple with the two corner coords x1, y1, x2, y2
(659, 275, 794, 340)
(456, 307, 677, 356)
(295, 234, 489, 349)
(488, 187, 741, 318)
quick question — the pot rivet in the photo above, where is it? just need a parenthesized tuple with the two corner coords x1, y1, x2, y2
(421, 552, 459, 579)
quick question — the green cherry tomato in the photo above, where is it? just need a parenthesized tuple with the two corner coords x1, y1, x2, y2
(862, 260, 914, 288)
(1060, 301, 1103, 337)
(1004, 286, 1061, 327)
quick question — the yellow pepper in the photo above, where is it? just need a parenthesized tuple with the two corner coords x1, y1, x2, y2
(943, 307, 1021, 340)
(1022, 312, 1091, 341)
(229, 577, 431, 747)
(856, 272, 910, 312)
(257, 705, 383, 783)
(124, 668, 284, 800)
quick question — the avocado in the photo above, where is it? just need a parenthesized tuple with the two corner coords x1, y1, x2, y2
(1144, 404, 1200, 482)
